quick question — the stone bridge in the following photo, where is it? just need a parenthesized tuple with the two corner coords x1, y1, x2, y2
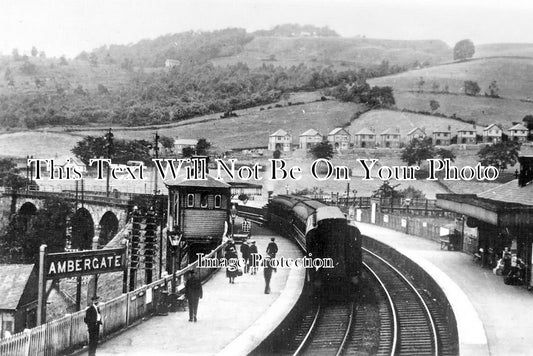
(0, 189, 133, 249)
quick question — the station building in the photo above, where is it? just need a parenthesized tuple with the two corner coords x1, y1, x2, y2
(437, 154, 533, 287)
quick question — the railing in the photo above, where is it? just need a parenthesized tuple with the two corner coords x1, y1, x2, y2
(0, 241, 227, 356)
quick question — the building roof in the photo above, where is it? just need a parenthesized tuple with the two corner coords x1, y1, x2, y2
(477, 179, 533, 206)
(55, 156, 86, 167)
(328, 127, 349, 136)
(406, 127, 425, 136)
(174, 139, 198, 145)
(380, 128, 400, 136)
(0, 264, 34, 310)
(508, 123, 528, 131)
(432, 129, 451, 133)
(483, 124, 501, 131)
(270, 129, 289, 137)
(354, 128, 375, 135)
(300, 129, 321, 137)
(164, 174, 231, 188)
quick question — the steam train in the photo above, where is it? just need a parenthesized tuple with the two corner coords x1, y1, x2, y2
(266, 195, 362, 294)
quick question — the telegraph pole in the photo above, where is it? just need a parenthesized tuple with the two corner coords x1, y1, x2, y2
(104, 128, 114, 197)
(153, 132, 160, 195)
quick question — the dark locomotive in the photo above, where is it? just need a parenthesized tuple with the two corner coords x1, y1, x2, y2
(266, 195, 362, 294)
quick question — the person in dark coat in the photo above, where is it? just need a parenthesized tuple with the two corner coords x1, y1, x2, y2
(185, 270, 203, 322)
(266, 237, 278, 258)
(263, 256, 275, 294)
(225, 247, 239, 283)
(240, 241, 251, 273)
(84, 296, 102, 356)
(249, 240, 258, 275)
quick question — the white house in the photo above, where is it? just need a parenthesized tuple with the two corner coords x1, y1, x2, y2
(299, 129, 323, 150)
(268, 129, 292, 152)
(457, 125, 477, 144)
(483, 124, 503, 144)
(508, 123, 528, 142)
(327, 127, 351, 150)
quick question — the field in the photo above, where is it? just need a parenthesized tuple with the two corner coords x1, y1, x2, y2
(368, 57, 533, 128)
(70, 99, 363, 151)
(0, 131, 82, 158)
(211, 36, 451, 69)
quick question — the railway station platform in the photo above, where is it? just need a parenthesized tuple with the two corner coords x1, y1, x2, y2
(73, 223, 305, 356)
(357, 222, 533, 356)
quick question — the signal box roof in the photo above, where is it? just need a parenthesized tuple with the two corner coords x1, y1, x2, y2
(164, 174, 230, 189)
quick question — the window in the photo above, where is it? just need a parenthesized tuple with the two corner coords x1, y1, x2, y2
(215, 195, 222, 208)
(200, 193, 208, 208)
(187, 194, 194, 207)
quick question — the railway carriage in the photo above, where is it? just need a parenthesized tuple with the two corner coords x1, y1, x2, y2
(266, 195, 362, 295)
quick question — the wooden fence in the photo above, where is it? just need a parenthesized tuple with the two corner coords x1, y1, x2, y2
(0, 242, 226, 356)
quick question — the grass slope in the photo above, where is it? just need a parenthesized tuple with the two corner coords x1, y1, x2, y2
(211, 36, 451, 69)
(368, 57, 533, 128)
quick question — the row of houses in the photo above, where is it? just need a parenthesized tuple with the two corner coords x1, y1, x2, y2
(268, 123, 530, 151)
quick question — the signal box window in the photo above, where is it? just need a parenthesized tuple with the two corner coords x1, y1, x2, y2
(187, 194, 194, 207)
(215, 195, 221, 208)
(201, 193, 208, 208)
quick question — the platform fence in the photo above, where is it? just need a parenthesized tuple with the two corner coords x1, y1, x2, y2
(0, 242, 226, 356)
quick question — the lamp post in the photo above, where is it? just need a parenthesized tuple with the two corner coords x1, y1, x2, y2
(167, 229, 182, 312)
(230, 204, 237, 240)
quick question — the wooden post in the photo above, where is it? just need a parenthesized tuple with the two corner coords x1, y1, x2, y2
(92, 236, 99, 299)
(37, 244, 47, 325)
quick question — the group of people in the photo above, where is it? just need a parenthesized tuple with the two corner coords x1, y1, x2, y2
(82, 237, 280, 355)
(493, 247, 527, 285)
(224, 237, 278, 293)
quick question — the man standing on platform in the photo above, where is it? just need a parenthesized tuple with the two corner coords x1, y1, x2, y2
(185, 269, 203, 322)
(240, 240, 251, 273)
(84, 296, 103, 356)
(249, 240, 258, 275)
(263, 256, 275, 294)
(266, 237, 278, 258)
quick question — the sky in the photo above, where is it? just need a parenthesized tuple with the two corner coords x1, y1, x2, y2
(2, 0, 533, 58)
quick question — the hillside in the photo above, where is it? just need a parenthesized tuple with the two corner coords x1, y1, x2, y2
(368, 57, 533, 128)
(475, 43, 533, 58)
(211, 36, 451, 69)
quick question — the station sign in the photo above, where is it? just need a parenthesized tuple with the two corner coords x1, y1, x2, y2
(45, 248, 125, 279)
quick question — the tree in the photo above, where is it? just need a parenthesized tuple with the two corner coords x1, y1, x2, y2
(0, 197, 71, 263)
(72, 136, 151, 164)
(31, 46, 38, 57)
(12, 48, 21, 61)
(39, 51, 46, 58)
(196, 138, 211, 156)
(417, 77, 425, 92)
(401, 137, 435, 166)
(89, 53, 98, 67)
(478, 141, 521, 171)
(59, 55, 68, 65)
(182, 146, 195, 157)
(311, 141, 334, 160)
(429, 99, 440, 112)
(464, 80, 480, 96)
(522, 115, 533, 132)
(453, 39, 475, 60)
(159, 135, 174, 150)
(487, 80, 500, 98)
(97, 84, 109, 95)
(436, 148, 456, 162)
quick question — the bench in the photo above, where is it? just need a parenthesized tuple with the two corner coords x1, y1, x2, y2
(440, 239, 453, 250)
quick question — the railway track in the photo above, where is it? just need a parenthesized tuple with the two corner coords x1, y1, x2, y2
(361, 248, 438, 356)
